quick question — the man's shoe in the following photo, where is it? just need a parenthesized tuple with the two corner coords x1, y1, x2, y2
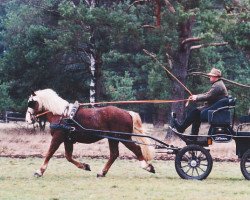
(170, 112, 178, 128)
(171, 119, 184, 133)
(171, 112, 176, 119)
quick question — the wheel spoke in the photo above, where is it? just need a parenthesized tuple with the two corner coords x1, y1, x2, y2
(197, 166, 206, 172)
(188, 151, 194, 158)
(180, 164, 189, 168)
(183, 154, 191, 161)
(195, 167, 200, 176)
(198, 152, 206, 159)
(191, 168, 194, 176)
(185, 166, 192, 174)
(200, 164, 208, 168)
(199, 156, 207, 161)
(197, 152, 203, 158)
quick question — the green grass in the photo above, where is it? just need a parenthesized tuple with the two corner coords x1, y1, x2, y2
(0, 157, 250, 200)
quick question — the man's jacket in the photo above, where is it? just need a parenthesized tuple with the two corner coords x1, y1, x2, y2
(196, 79, 228, 106)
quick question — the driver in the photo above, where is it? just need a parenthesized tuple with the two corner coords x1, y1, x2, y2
(171, 67, 229, 135)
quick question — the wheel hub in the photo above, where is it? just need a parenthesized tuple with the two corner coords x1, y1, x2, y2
(190, 159, 198, 167)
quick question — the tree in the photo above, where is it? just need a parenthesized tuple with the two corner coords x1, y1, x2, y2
(129, 0, 249, 128)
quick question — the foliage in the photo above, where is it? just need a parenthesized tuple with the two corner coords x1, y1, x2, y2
(0, 82, 14, 111)
(0, 0, 249, 119)
(104, 71, 135, 101)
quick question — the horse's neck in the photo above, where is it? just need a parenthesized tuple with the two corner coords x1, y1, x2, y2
(41, 97, 69, 115)
(44, 102, 75, 123)
(46, 112, 61, 123)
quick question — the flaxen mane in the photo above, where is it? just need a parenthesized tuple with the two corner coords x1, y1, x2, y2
(34, 89, 69, 115)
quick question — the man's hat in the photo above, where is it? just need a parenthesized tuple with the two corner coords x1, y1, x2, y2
(207, 68, 222, 77)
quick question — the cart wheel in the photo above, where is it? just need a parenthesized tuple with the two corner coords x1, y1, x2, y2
(175, 144, 213, 180)
(240, 149, 250, 180)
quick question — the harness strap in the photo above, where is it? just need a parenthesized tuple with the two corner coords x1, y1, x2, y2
(69, 101, 79, 119)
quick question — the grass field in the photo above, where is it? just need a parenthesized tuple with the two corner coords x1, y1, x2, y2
(1, 122, 250, 200)
(1, 157, 250, 200)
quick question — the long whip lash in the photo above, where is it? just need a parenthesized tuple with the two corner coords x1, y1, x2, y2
(189, 72, 250, 89)
(78, 49, 194, 107)
(143, 49, 193, 96)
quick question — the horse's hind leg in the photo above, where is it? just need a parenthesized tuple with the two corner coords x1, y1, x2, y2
(34, 132, 64, 177)
(97, 140, 119, 177)
(64, 142, 91, 171)
(122, 141, 155, 173)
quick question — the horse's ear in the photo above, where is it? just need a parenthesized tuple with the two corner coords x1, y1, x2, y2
(31, 90, 36, 96)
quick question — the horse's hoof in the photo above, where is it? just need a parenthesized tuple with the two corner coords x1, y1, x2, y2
(34, 171, 42, 178)
(85, 164, 91, 171)
(147, 164, 155, 174)
(97, 173, 105, 178)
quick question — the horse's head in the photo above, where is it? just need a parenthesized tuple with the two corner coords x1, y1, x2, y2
(25, 89, 70, 124)
(25, 91, 43, 124)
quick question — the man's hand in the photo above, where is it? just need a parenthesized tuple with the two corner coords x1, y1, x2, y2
(189, 95, 197, 101)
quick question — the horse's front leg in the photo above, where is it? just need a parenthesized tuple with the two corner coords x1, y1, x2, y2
(64, 142, 91, 171)
(34, 131, 64, 177)
(97, 140, 119, 177)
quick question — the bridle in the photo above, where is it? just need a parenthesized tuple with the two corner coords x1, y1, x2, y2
(27, 96, 69, 124)
(35, 111, 50, 118)
(27, 106, 50, 124)
(27, 97, 46, 124)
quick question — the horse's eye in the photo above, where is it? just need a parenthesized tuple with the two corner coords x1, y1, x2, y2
(28, 100, 37, 108)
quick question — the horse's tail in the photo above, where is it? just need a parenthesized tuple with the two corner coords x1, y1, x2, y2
(128, 111, 155, 161)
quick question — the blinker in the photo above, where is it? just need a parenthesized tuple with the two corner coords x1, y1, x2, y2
(28, 100, 37, 108)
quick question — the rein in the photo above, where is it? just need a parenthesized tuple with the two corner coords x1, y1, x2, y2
(79, 98, 190, 106)
(35, 111, 50, 118)
(33, 98, 190, 117)
(33, 98, 191, 119)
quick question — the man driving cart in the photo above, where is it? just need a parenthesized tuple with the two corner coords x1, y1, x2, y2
(171, 67, 229, 135)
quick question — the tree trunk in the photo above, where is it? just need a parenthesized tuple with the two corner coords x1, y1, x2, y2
(155, 0, 162, 28)
(94, 53, 104, 101)
(88, 0, 96, 104)
(89, 53, 96, 103)
(167, 19, 194, 137)
(88, 52, 104, 103)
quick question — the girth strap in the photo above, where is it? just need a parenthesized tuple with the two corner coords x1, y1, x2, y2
(50, 123, 75, 131)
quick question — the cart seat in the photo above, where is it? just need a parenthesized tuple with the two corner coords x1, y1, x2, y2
(207, 97, 236, 127)
(208, 110, 231, 126)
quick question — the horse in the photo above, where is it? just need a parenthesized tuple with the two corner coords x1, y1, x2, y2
(25, 89, 155, 177)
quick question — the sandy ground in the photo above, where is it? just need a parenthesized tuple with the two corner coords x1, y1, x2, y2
(0, 121, 248, 161)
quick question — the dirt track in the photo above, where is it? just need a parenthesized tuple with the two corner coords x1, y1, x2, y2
(0, 122, 242, 161)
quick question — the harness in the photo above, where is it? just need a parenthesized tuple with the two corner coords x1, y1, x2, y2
(50, 101, 80, 143)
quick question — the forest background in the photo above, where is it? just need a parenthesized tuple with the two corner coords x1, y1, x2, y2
(0, 0, 249, 127)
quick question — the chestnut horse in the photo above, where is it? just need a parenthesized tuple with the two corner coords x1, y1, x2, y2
(25, 89, 155, 177)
